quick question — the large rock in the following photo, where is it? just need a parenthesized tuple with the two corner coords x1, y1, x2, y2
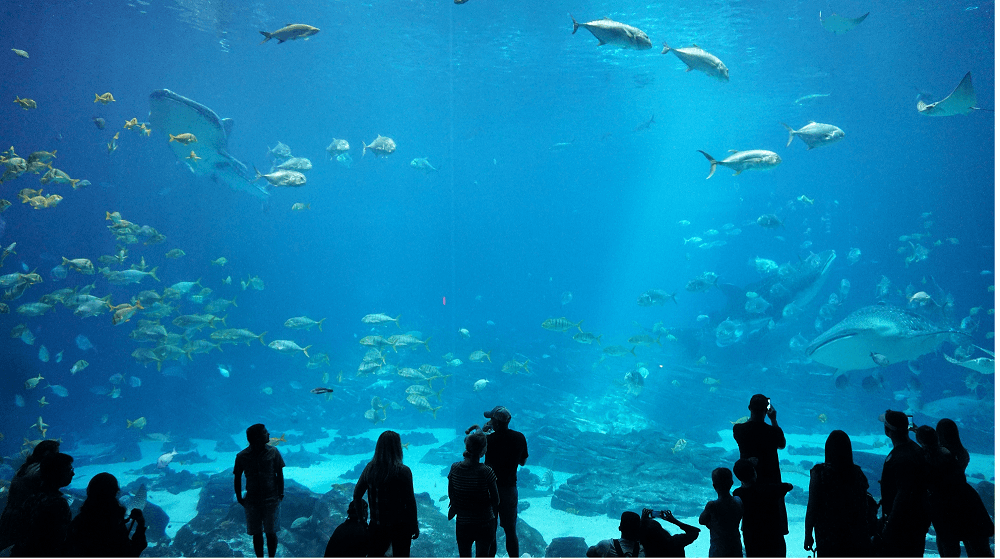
(545, 536, 590, 557)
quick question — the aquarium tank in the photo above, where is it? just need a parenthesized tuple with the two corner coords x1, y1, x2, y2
(0, 0, 993, 556)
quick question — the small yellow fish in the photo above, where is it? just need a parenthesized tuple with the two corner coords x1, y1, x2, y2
(141, 124, 151, 136)
(94, 92, 116, 104)
(13, 97, 37, 110)
(730, 416, 749, 425)
(703, 377, 719, 385)
(291, 203, 310, 211)
(169, 133, 197, 145)
(695, 356, 708, 365)
(797, 194, 814, 205)
(671, 438, 687, 454)
(38, 397, 48, 407)
(211, 257, 227, 266)
(126, 416, 147, 429)
(268, 433, 286, 446)
(124, 117, 139, 130)
(186, 151, 201, 161)
(11, 49, 28, 59)
(817, 413, 828, 423)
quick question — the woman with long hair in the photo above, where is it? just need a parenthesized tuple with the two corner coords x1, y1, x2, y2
(68, 472, 147, 556)
(803, 430, 872, 557)
(933, 419, 994, 557)
(448, 425, 499, 557)
(353, 430, 419, 557)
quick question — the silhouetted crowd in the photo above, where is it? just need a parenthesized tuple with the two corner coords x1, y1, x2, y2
(0, 399, 992, 557)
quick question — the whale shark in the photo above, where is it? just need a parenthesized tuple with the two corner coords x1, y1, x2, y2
(806, 304, 961, 372)
(148, 89, 270, 199)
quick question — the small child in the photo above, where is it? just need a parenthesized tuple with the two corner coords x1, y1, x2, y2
(699, 467, 744, 557)
(234, 423, 285, 558)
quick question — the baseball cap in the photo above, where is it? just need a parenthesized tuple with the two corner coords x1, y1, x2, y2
(483, 406, 512, 424)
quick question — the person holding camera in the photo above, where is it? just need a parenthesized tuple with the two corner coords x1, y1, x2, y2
(483, 406, 528, 558)
(640, 508, 701, 557)
(68, 472, 148, 557)
(733, 395, 790, 557)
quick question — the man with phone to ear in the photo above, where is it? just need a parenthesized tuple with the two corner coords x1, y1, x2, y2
(733, 394, 789, 557)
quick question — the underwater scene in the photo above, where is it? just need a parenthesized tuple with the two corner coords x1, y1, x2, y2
(0, 0, 994, 556)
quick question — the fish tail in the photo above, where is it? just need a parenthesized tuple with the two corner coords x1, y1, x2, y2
(394, 314, 401, 328)
(317, 317, 325, 332)
(655, 335, 662, 346)
(252, 166, 263, 182)
(781, 123, 795, 147)
(361, 140, 366, 158)
(302, 345, 312, 358)
(570, 14, 579, 34)
(149, 267, 160, 282)
(423, 335, 431, 351)
(259, 31, 272, 44)
(629, 346, 636, 357)
(661, 42, 671, 55)
(258, 331, 268, 346)
(431, 407, 440, 420)
(697, 150, 717, 179)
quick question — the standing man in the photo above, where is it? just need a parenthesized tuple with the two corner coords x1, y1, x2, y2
(733, 394, 789, 557)
(234, 423, 285, 558)
(878, 410, 930, 557)
(483, 406, 528, 558)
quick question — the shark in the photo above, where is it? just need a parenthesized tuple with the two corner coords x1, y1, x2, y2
(806, 304, 963, 372)
(148, 89, 270, 199)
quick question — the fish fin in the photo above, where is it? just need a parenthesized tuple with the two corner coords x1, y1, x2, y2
(685, 67, 693, 72)
(259, 331, 268, 346)
(259, 31, 272, 44)
(781, 123, 795, 147)
(597, 39, 606, 46)
(661, 42, 671, 54)
(277, 38, 286, 44)
(697, 150, 717, 179)
(317, 317, 325, 332)
(303, 345, 311, 358)
(149, 267, 160, 282)
(733, 170, 743, 176)
(570, 14, 579, 34)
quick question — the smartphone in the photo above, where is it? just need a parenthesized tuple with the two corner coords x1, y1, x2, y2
(766, 398, 771, 411)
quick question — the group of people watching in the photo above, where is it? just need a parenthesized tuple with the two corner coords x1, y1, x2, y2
(1, 397, 992, 558)
(0, 440, 147, 556)
(588, 395, 993, 558)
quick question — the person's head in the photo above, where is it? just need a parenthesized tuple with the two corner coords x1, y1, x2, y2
(27, 439, 61, 465)
(711, 467, 733, 491)
(87, 472, 120, 500)
(733, 458, 756, 485)
(463, 425, 488, 460)
(935, 418, 964, 452)
(824, 429, 854, 467)
(747, 394, 769, 418)
(246, 423, 269, 448)
(618, 511, 641, 540)
(40, 452, 74, 489)
(483, 406, 512, 430)
(880, 410, 910, 440)
(373, 430, 404, 466)
(347, 499, 369, 524)
(913, 425, 939, 449)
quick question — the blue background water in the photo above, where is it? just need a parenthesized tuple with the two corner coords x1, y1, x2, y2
(1, 0, 994, 469)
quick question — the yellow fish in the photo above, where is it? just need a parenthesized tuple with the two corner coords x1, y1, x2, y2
(168, 133, 197, 144)
(671, 438, 687, 454)
(730, 416, 749, 425)
(817, 413, 828, 423)
(797, 194, 814, 205)
(13, 97, 37, 110)
(124, 118, 139, 130)
(186, 151, 201, 161)
(94, 92, 116, 104)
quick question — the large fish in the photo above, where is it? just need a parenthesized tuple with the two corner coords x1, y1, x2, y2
(917, 72, 985, 117)
(570, 16, 652, 50)
(660, 43, 729, 81)
(697, 149, 781, 179)
(782, 122, 844, 149)
(819, 11, 869, 34)
(719, 250, 836, 323)
(806, 304, 963, 372)
(148, 89, 270, 199)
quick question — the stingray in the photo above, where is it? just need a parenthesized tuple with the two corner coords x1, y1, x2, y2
(917, 72, 987, 116)
(148, 89, 269, 199)
(820, 11, 869, 34)
(806, 304, 963, 372)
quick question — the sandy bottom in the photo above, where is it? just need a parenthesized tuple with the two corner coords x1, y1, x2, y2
(67, 428, 993, 558)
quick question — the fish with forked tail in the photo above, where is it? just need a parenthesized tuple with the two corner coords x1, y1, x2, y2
(661, 43, 729, 81)
(697, 150, 781, 179)
(570, 16, 652, 50)
(260, 24, 319, 44)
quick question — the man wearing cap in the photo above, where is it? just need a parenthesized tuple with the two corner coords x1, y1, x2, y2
(878, 410, 930, 557)
(733, 394, 788, 556)
(483, 406, 528, 558)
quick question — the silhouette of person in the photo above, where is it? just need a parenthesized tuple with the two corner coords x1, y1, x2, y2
(324, 499, 370, 557)
(482, 405, 528, 558)
(234, 423, 285, 558)
(448, 425, 500, 557)
(699, 467, 743, 557)
(934, 418, 995, 557)
(68, 472, 147, 556)
(586, 511, 645, 557)
(803, 430, 873, 557)
(640, 508, 701, 557)
(0, 439, 60, 552)
(877, 410, 930, 557)
(732, 394, 789, 557)
(733, 458, 792, 558)
(11, 452, 75, 557)
(353, 430, 419, 557)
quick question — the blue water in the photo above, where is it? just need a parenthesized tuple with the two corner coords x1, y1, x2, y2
(1, 0, 994, 517)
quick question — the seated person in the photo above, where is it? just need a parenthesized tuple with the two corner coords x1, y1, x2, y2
(587, 511, 645, 557)
(324, 499, 370, 557)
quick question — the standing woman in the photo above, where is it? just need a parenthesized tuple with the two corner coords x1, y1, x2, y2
(448, 425, 500, 557)
(353, 430, 419, 557)
(934, 419, 994, 557)
(803, 430, 873, 557)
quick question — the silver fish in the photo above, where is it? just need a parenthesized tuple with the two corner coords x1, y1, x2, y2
(661, 43, 729, 81)
(571, 16, 652, 50)
(697, 149, 781, 179)
(782, 122, 844, 150)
